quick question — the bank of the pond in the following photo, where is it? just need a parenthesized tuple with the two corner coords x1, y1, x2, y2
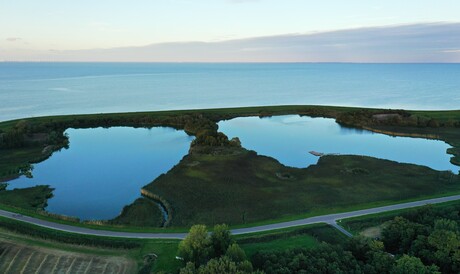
(218, 115, 458, 172)
(3, 126, 193, 221)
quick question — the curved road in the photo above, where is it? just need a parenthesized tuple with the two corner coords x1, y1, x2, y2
(1, 194, 460, 239)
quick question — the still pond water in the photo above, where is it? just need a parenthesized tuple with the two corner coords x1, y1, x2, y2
(6, 127, 193, 220)
(6, 116, 459, 220)
(219, 115, 459, 173)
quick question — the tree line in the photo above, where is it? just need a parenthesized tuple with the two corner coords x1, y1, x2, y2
(253, 204, 460, 274)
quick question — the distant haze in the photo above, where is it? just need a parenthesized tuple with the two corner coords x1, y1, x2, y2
(3, 23, 460, 63)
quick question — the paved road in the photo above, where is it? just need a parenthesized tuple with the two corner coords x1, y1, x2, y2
(1, 194, 460, 239)
(328, 222, 353, 237)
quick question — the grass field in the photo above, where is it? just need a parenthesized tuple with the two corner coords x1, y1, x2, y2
(236, 224, 347, 257)
(143, 149, 460, 227)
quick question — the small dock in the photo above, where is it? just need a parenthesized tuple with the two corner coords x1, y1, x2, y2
(309, 151, 324, 157)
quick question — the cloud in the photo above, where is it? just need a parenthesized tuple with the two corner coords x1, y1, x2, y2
(3, 23, 460, 62)
(6, 37, 22, 42)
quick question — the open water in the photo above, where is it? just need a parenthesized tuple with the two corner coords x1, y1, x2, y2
(1, 63, 459, 122)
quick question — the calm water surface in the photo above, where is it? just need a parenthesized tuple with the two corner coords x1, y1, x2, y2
(218, 115, 459, 173)
(6, 127, 193, 220)
(1, 63, 459, 122)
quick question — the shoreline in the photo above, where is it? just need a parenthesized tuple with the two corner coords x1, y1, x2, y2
(1, 104, 460, 125)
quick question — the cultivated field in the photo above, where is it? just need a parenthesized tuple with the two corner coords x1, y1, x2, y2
(0, 240, 135, 274)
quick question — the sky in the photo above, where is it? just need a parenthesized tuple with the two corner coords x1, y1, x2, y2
(1, 0, 460, 62)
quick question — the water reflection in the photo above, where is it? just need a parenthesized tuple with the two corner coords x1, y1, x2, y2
(7, 127, 194, 220)
(218, 115, 458, 173)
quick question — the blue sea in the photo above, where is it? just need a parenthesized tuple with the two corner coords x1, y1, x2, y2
(1, 62, 460, 122)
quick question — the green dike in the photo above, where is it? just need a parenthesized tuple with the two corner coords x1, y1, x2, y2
(0, 203, 189, 233)
(1, 105, 460, 230)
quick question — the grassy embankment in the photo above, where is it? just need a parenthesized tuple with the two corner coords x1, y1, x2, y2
(0, 105, 459, 229)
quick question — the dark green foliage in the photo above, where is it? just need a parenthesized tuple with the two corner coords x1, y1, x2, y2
(210, 224, 234, 257)
(381, 217, 428, 254)
(109, 198, 164, 227)
(178, 225, 212, 267)
(225, 243, 247, 263)
(378, 205, 460, 273)
(392, 255, 440, 274)
(0, 185, 53, 210)
(252, 243, 364, 274)
(181, 256, 256, 274)
(178, 224, 256, 273)
(237, 224, 347, 246)
(251, 203, 460, 273)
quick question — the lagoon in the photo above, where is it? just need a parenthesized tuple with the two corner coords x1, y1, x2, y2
(218, 115, 459, 173)
(6, 127, 193, 220)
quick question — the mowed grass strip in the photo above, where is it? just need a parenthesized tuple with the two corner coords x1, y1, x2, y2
(144, 150, 460, 227)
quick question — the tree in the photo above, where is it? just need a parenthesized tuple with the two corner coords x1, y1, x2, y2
(427, 228, 460, 273)
(197, 256, 256, 274)
(225, 243, 247, 263)
(210, 224, 233, 257)
(382, 217, 427, 253)
(391, 255, 439, 274)
(178, 225, 211, 267)
(433, 218, 458, 232)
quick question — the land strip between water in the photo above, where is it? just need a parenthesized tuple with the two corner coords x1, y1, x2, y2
(1, 194, 460, 239)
